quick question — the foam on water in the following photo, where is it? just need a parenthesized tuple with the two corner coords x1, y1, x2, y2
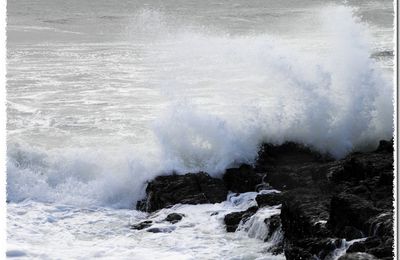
(7, 143, 160, 208)
(7, 6, 393, 209)
(7, 192, 285, 259)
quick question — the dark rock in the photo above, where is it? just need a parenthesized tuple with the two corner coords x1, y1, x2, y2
(366, 212, 393, 237)
(328, 193, 381, 235)
(264, 214, 281, 241)
(280, 188, 338, 260)
(146, 227, 163, 233)
(342, 157, 367, 180)
(264, 215, 284, 254)
(378, 171, 393, 186)
(253, 140, 393, 260)
(313, 238, 342, 260)
(254, 142, 333, 191)
(223, 164, 263, 193)
(138, 172, 228, 212)
(134, 139, 394, 260)
(196, 173, 229, 200)
(351, 185, 369, 196)
(256, 141, 328, 169)
(375, 139, 393, 153)
(280, 188, 331, 241)
(347, 241, 367, 253)
(367, 245, 393, 259)
(130, 220, 153, 230)
(354, 235, 394, 259)
(283, 245, 313, 260)
(384, 237, 394, 248)
(267, 241, 284, 255)
(330, 212, 394, 258)
(263, 171, 302, 190)
(331, 152, 393, 183)
(146, 226, 175, 233)
(224, 212, 244, 232)
(363, 237, 382, 248)
(256, 143, 335, 190)
(136, 199, 147, 212)
(338, 226, 364, 240)
(224, 206, 258, 232)
(284, 237, 341, 260)
(338, 252, 378, 260)
(256, 193, 282, 207)
(165, 213, 184, 224)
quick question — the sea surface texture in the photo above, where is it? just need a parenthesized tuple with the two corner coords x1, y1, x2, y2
(7, 0, 394, 259)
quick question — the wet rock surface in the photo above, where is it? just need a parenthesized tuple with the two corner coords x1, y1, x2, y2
(223, 164, 264, 193)
(257, 140, 394, 260)
(328, 193, 381, 235)
(136, 139, 394, 259)
(224, 206, 258, 232)
(165, 213, 184, 224)
(346, 235, 394, 260)
(284, 237, 342, 260)
(137, 172, 228, 212)
(338, 252, 379, 260)
(255, 193, 282, 207)
(146, 226, 176, 233)
(265, 214, 282, 241)
(130, 220, 153, 230)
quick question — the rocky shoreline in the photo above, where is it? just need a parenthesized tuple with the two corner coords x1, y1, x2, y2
(134, 140, 394, 260)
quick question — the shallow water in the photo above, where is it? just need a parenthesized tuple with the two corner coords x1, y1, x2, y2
(8, 192, 285, 259)
(6, 0, 394, 258)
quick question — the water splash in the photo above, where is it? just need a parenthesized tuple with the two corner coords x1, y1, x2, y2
(7, 6, 393, 208)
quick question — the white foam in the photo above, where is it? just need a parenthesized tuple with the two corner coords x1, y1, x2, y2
(150, 6, 392, 159)
(7, 6, 393, 208)
(7, 144, 160, 208)
(7, 192, 285, 259)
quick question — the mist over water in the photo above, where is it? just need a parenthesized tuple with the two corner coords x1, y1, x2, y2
(7, 2, 393, 208)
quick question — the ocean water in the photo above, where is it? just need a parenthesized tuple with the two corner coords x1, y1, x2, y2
(6, 0, 394, 259)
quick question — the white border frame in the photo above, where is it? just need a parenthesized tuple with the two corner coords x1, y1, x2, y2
(0, 0, 398, 259)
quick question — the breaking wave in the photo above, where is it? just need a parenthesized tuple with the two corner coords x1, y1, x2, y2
(7, 6, 393, 208)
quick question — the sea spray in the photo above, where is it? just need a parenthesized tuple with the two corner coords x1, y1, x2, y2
(150, 5, 392, 159)
(7, 6, 393, 209)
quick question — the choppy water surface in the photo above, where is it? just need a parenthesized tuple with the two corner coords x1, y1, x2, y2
(8, 192, 285, 259)
(7, 0, 394, 259)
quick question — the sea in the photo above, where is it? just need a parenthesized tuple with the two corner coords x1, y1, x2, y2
(6, 0, 394, 259)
